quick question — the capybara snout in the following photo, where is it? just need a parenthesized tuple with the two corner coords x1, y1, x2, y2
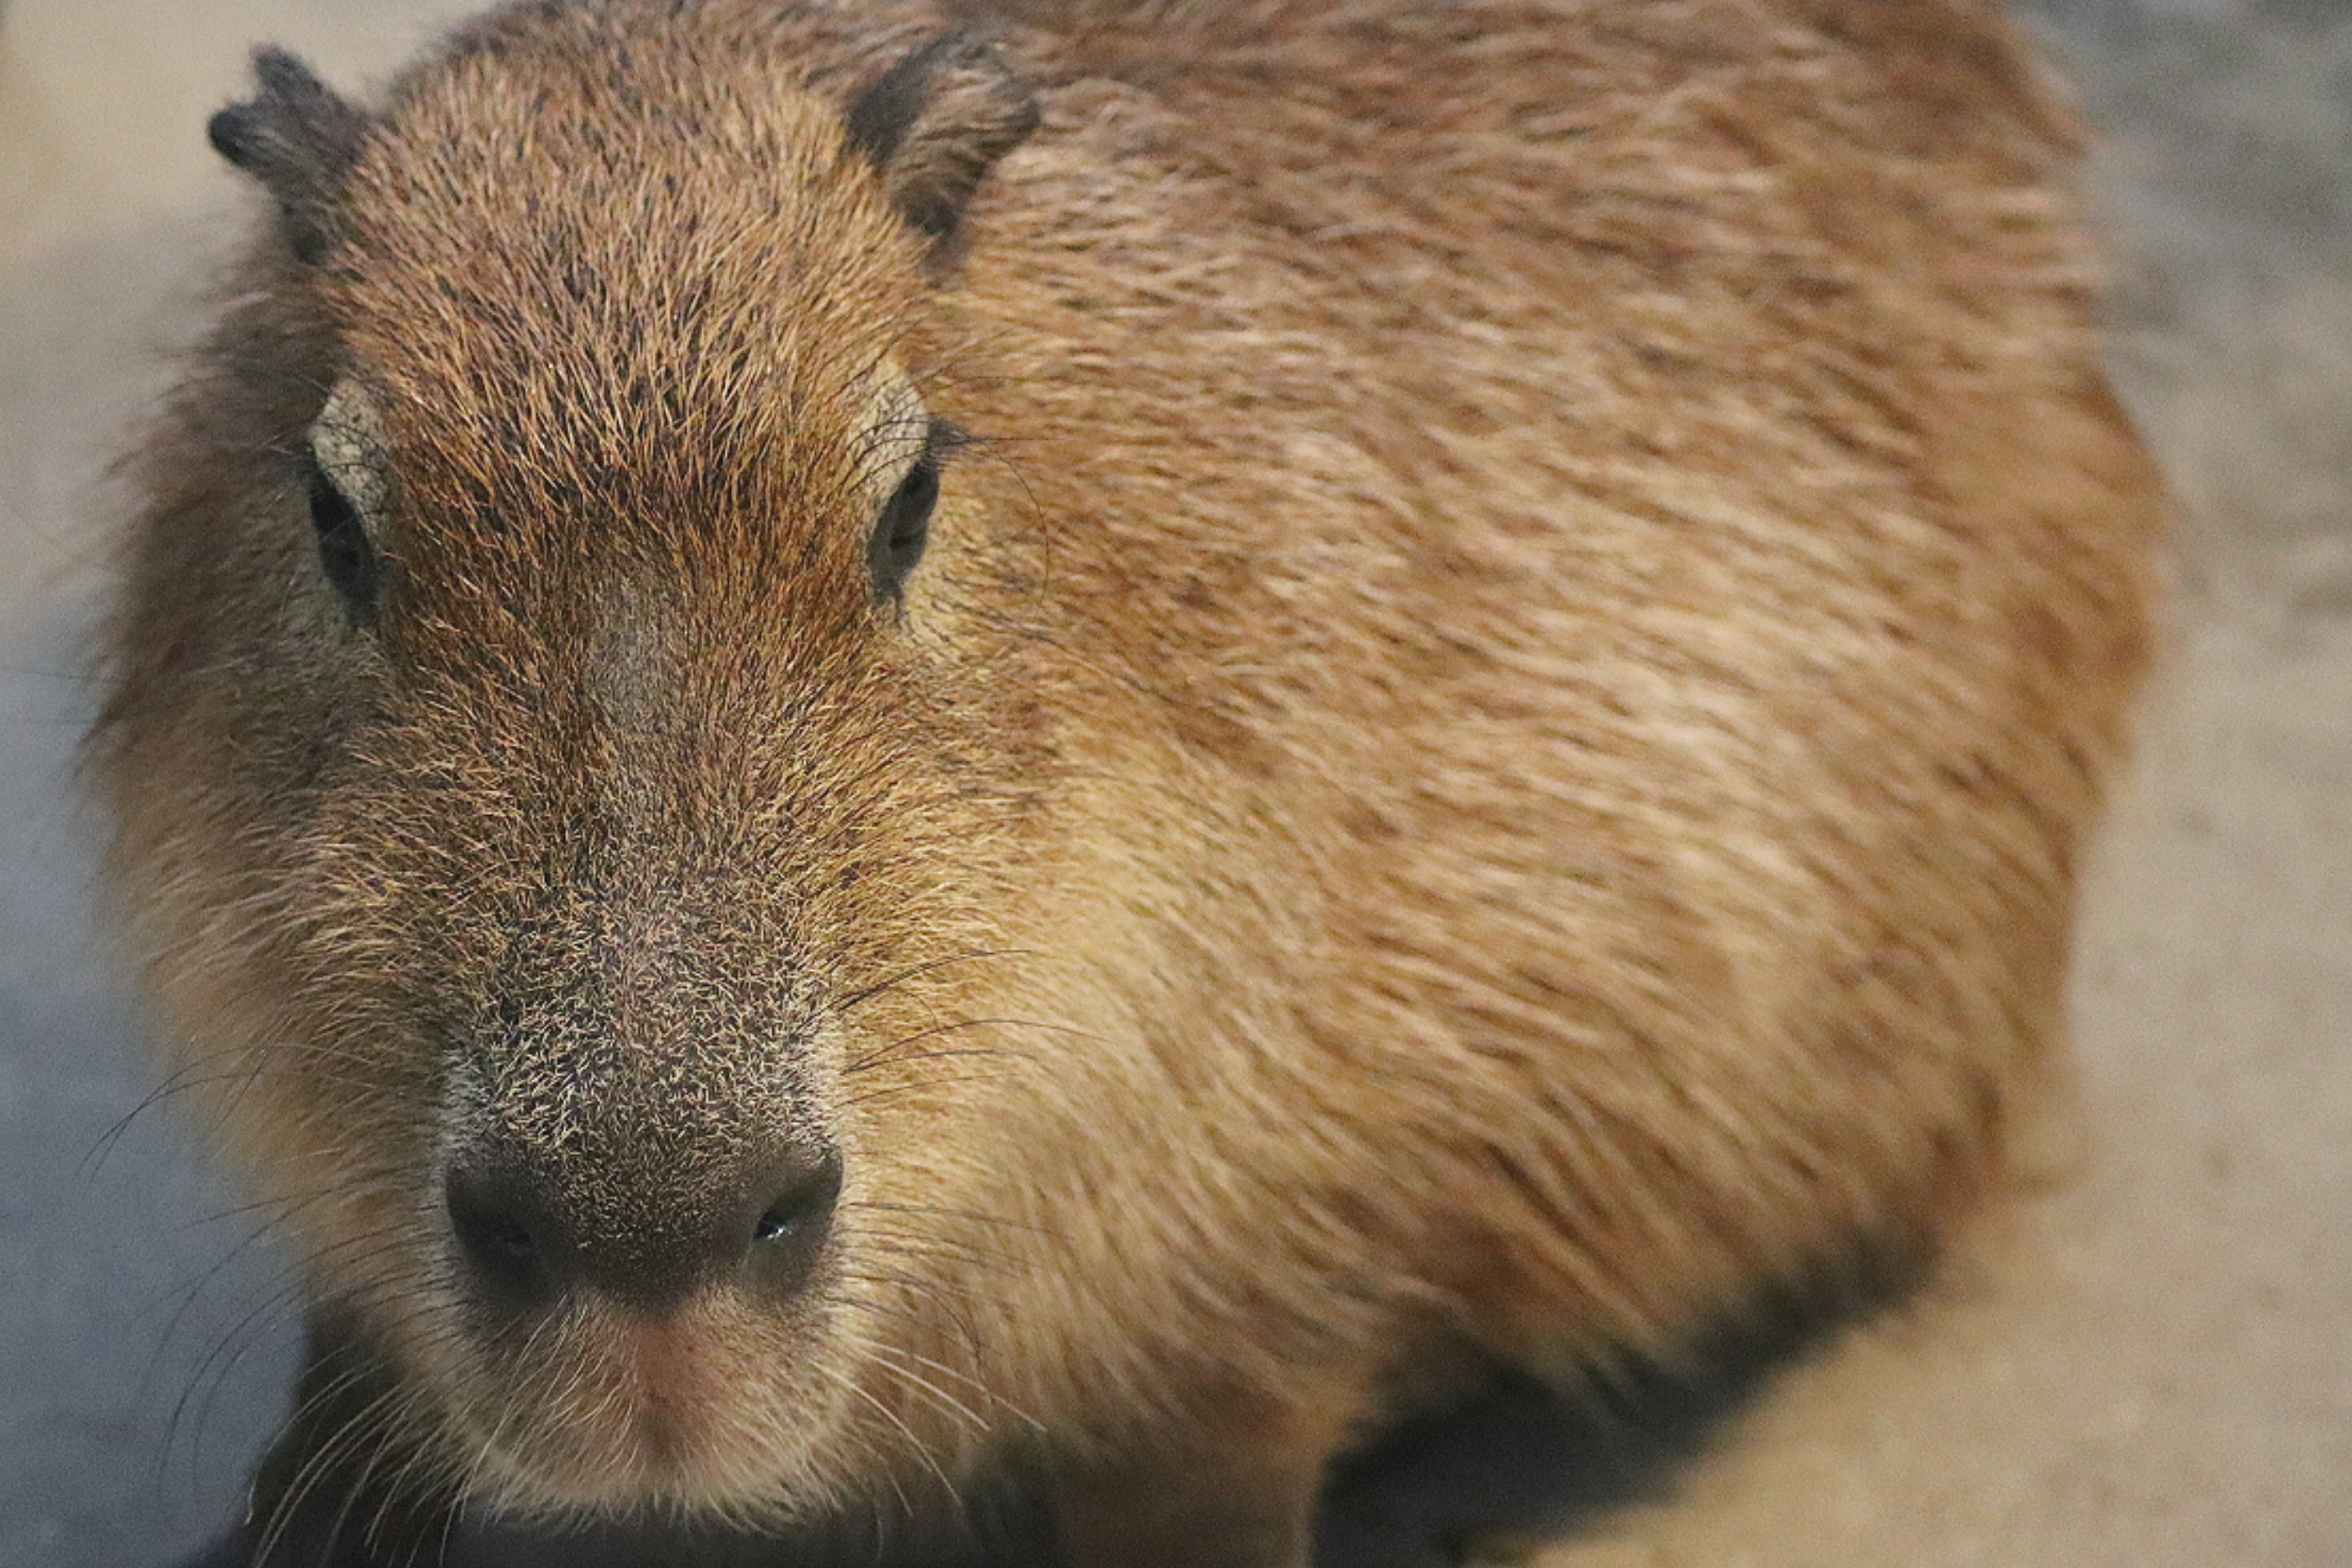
(440, 1134, 844, 1309)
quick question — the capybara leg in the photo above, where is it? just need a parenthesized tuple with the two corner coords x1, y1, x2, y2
(1052, 1427, 1323, 1568)
(231, 1312, 456, 1567)
(1057, 1476, 1313, 1568)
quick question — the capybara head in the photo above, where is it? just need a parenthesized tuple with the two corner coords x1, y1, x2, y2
(102, 6, 1067, 1520)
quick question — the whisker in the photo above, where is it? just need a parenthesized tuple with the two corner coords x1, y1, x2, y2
(843, 1012, 1095, 1076)
(833, 947, 1036, 1014)
(834, 1071, 1019, 1111)
(842, 1198, 1065, 1241)
(837, 1267, 986, 1354)
(865, 1347, 990, 1435)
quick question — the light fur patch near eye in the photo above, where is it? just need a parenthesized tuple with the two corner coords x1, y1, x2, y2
(858, 373, 930, 508)
(310, 378, 393, 520)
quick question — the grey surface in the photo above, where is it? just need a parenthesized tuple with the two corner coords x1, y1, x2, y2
(2, 10, 480, 1563)
(0, 606, 284, 1567)
(3, 2, 2347, 1566)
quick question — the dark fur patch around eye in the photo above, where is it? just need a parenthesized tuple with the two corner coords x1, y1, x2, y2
(845, 31, 1040, 249)
(208, 47, 378, 265)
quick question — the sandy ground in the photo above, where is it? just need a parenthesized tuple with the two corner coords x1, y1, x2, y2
(0, 1, 2343, 1565)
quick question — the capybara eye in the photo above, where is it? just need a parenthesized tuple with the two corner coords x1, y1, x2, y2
(303, 454, 379, 622)
(867, 450, 938, 602)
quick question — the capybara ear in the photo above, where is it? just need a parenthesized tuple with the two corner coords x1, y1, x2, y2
(845, 30, 1040, 248)
(208, 47, 377, 264)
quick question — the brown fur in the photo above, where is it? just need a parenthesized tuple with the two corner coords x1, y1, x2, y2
(94, 0, 2165, 1562)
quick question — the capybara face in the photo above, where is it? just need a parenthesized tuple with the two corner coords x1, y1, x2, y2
(102, 17, 1055, 1519)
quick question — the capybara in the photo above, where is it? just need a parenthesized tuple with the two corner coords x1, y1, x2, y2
(93, 0, 2165, 1562)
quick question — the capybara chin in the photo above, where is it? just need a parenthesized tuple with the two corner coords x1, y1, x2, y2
(92, 0, 2164, 1561)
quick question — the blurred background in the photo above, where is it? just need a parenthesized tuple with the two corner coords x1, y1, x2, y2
(1, 1, 2345, 1564)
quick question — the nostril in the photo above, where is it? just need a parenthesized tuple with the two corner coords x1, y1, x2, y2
(445, 1164, 554, 1296)
(469, 1209, 537, 1262)
(748, 1149, 843, 1257)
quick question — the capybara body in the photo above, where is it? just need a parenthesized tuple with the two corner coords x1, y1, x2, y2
(95, 0, 2164, 1562)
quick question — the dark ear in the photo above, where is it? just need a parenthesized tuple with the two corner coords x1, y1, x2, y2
(845, 31, 1040, 248)
(208, 47, 377, 265)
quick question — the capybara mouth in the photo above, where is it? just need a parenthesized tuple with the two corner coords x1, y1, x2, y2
(433, 1287, 851, 1521)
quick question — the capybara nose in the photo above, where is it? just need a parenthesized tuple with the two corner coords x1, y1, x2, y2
(741, 1147, 844, 1297)
(445, 1144, 842, 1309)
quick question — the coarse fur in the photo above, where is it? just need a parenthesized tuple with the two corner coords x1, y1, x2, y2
(93, 0, 2166, 1562)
